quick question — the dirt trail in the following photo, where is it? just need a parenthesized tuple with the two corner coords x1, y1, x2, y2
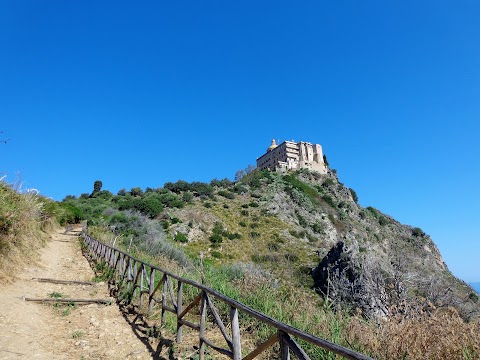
(0, 228, 169, 359)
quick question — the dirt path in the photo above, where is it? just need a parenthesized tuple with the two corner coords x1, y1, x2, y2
(0, 228, 170, 360)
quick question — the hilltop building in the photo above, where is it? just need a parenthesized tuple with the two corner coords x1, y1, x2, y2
(256, 139, 327, 174)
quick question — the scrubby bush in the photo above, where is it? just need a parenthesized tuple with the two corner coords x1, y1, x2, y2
(130, 187, 143, 197)
(412, 227, 426, 237)
(182, 191, 194, 203)
(164, 180, 191, 194)
(105, 209, 191, 267)
(191, 182, 214, 197)
(218, 190, 235, 199)
(174, 232, 188, 243)
(349, 188, 359, 203)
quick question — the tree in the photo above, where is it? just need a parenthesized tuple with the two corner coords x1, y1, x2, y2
(323, 154, 329, 167)
(130, 187, 143, 197)
(246, 164, 256, 174)
(349, 188, 359, 203)
(90, 180, 103, 197)
(235, 169, 246, 182)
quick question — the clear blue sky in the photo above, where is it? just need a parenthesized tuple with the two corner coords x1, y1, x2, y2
(1, 1, 479, 282)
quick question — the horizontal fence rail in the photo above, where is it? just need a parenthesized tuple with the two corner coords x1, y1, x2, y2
(82, 232, 372, 360)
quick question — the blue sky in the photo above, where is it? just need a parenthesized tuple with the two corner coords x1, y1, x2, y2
(1, 1, 479, 282)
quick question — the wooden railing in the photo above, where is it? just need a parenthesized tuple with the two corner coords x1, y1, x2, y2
(82, 232, 372, 360)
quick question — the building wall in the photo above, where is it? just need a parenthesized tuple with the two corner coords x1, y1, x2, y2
(256, 140, 327, 174)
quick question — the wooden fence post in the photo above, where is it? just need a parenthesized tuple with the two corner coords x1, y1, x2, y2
(199, 291, 206, 360)
(279, 331, 290, 360)
(177, 280, 183, 343)
(148, 268, 155, 315)
(140, 264, 144, 308)
(230, 306, 242, 360)
(162, 275, 167, 325)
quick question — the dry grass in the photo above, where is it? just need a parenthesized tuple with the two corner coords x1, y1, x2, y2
(0, 180, 55, 283)
(348, 304, 480, 359)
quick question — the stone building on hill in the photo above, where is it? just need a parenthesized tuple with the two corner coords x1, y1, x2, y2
(256, 139, 327, 174)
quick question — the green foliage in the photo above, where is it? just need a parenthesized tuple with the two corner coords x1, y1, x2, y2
(130, 187, 143, 197)
(174, 232, 188, 243)
(232, 184, 248, 194)
(190, 182, 214, 197)
(295, 211, 307, 227)
(182, 191, 194, 203)
(239, 221, 247, 227)
(217, 190, 235, 199)
(239, 169, 271, 188)
(311, 222, 325, 234)
(349, 188, 359, 203)
(240, 209, 249, 216)
(283, 174, 320, 206)
(90, 180, 102, 197)
(164, 180, 191, 194)
(469, 292, 479, 303)
(412, 227, 426, 237)
(135, 195, 164, 218)
(209, 233, 223, 244)
(322, 178, 335, 188)
(57, 202, 84, 225)
(321, 195, 336, 208)
(323, 154, 329, 167)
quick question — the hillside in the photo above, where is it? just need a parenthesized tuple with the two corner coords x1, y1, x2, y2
(59, 167, 480, 358)
(61, 168, 479, 321)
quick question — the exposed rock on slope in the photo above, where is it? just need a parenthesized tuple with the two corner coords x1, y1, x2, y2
(164, 168, 478, 320)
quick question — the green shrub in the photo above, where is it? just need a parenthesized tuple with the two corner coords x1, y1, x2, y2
(209, 233, 223, 244)
(239, 221, 247, 227)
(241, 210, 249, 216)
(349, 188, 359, 203)
(218, 190, 235, 199)
(268, 242, 280, 251)
(203, 202, 212, 208)
(250, 231, 261, 238)
(182, 192, 194, 203)
(248, 201, 259, 208)
(322, 178, 335, 188)
(211, 251, 222, 259)
(412, 227, 425, 237)
(191, 182, 214, 197)
(164, 180, 191, 194)
(321, 195, 336, 208)
(174, 232, 188, 243)
(130, 187, 143, 197)
(295, 211, 307, 227)
(311, 222, 324, 234)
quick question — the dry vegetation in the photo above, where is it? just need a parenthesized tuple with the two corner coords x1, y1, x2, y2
(0, 179, 56, 283)
(61, 171, 480, 359)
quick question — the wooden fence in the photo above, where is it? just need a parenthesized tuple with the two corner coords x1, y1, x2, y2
(82, 232, 372, 360)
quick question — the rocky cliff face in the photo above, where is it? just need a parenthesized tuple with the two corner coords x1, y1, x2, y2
(166, 168, 479, 320)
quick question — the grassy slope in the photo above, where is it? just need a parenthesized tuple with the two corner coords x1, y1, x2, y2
(68, 170, 480, 359)
(0, 181, 57, 283)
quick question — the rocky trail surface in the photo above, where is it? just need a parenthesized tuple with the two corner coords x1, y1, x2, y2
(0, 228, 173, 359)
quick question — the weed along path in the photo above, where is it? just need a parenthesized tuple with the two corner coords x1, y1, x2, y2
(0, 228, 162, 359)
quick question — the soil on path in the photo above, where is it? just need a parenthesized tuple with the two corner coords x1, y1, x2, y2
(0, 228, 173, 360)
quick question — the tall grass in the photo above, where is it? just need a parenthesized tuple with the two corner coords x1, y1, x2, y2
(0, 179, 56, 283)
(86, 207, 480, 359)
